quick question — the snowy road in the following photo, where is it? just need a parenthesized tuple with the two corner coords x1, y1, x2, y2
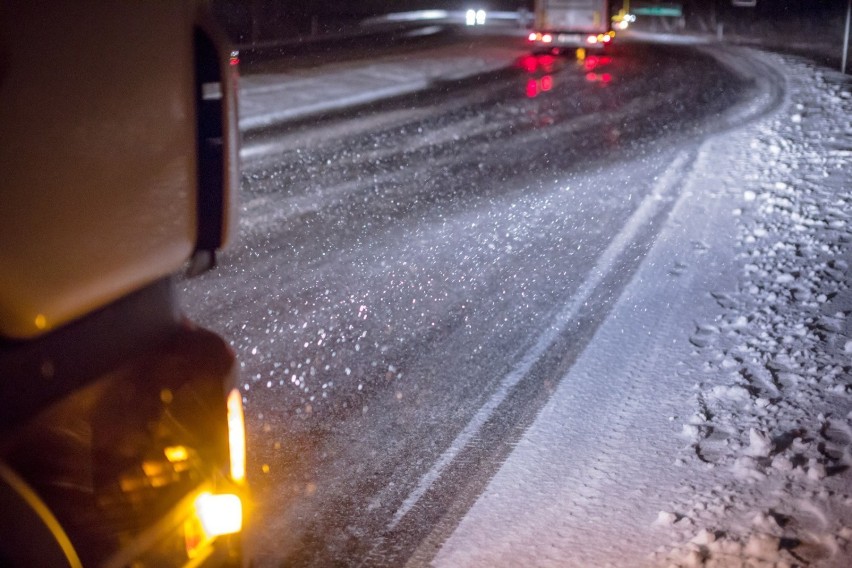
(182, 34, 851, 566)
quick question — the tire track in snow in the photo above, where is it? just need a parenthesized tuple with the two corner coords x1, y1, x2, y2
(384, 147, 695, 529)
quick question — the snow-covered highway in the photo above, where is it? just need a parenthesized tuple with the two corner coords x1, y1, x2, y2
(182, 31, 852, 567)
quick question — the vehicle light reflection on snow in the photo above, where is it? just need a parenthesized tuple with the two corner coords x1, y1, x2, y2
(586, 72, 613, 84)
(517, 54, 557, 74)
(519, 54, 560, 98)
(583, 55, 613, 71)
(526, 76, 554, 98)
(520, 50, 615, 96)
(581, 54, 614, 84)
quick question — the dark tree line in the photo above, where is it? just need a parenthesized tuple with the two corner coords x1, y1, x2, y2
(210, 0, 530, 44)
(210, 0, 848, 45)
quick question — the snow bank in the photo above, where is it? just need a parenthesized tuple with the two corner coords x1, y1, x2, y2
(656, 54, 852, 568)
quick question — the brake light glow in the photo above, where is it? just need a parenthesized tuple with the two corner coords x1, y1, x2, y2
(227, 388, 246, 483)
(529, 32, 554, 44)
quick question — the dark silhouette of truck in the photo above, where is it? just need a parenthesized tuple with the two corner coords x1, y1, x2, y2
(528, 0, 615, 52)
(0, 2, 248, 566)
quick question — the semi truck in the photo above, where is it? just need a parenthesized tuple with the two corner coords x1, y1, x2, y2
(528, 0, 615, 52)
(0, 1, 247, 566)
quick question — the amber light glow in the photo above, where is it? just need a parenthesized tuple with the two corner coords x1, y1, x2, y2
(227, 388, 246, 483)
(164, 445, 190, 463)
(195, 492, 243, 537)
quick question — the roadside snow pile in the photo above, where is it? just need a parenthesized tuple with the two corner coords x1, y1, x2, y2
(655, 56, 852, 567)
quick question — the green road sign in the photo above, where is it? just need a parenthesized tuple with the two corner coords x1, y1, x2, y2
(633, 5, 683, 17)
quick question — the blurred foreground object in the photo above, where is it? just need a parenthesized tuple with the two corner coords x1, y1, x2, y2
(0, 1, 247, 566)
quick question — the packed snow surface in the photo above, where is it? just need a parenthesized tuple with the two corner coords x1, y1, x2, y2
(431, 52, 851, 567)
(188, 31, 850, 566)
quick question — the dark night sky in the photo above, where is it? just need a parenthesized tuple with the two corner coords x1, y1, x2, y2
(216, 1, 845, 21)
(243, 0, 841, 16)
(212, 0, 848, 43)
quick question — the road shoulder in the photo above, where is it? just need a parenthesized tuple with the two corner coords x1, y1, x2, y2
(429, 50, 852, 567)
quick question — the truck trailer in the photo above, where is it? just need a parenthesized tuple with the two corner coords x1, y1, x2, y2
(528, 0, 615, 52)
(0, 1, 248, 566)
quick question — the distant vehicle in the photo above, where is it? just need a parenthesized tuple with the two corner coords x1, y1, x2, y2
(466, 8, 488, 26)
(528, 0, 615, 52)
(0, 1, 247, 566)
